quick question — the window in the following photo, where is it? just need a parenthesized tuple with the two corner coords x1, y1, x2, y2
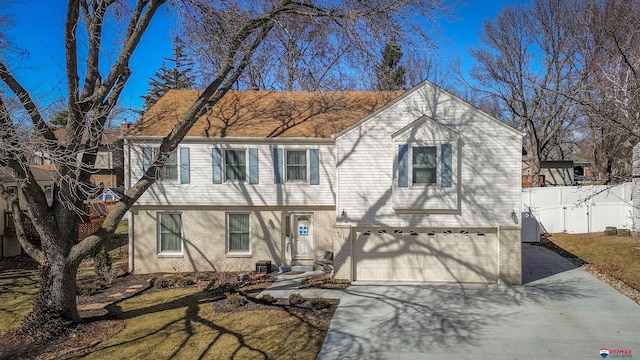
(412, 146, 437, 184)
(159, 213, 182, 253)
(228, 213, 250, 253)
(286, 150, 307, 181)
(153, 149, 178, 180)
(225, 150, 246, 181)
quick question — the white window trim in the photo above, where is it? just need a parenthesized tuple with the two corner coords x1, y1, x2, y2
(226, 212, 251, 255)
(153, 147, 180, 182)
(410, 144, 440, 186)
(223, 148, 248, 182)
(157, 212, 184, 256)
(284, 148, 309, 182)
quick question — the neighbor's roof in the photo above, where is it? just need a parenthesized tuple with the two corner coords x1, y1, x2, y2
(53, 128, 121, 144)
(0, 165, 56, 183)
(126, 89, 403, 138)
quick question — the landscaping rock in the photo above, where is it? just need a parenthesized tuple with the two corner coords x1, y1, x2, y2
(605, 226, 618, 236)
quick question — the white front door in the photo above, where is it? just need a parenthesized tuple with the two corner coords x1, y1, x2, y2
(293, 214, 313, 259)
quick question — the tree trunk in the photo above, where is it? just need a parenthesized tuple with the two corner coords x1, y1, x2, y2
(526, 138, 543, 187)
(22, 235, 80, 337)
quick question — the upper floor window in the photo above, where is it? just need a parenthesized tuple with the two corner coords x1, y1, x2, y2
(153, 149, 178, 180)
(225, 149, 246, 181)
(412, 146, 437, 184)
(286, 150, 307, 181)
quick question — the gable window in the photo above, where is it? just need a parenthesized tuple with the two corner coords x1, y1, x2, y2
(286, 150, 307, 181)
(228, 213, 250, 253)
(225, 149, 246, 181)
(412, 146, 437, 184)
(159, 213, 182, 253)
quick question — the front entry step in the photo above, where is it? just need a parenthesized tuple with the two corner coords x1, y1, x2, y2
(279, 265, 313, 273)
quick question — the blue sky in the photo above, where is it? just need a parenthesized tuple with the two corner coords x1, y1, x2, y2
(3, 0, 528, 121)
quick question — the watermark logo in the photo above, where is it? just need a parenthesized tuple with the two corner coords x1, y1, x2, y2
(600, 348, 633, 359)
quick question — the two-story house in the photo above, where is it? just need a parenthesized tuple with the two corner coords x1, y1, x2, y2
(125, 81, 523, 284)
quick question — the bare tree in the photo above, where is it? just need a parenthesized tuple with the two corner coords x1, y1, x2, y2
(574, 0, 640, 183)
(182, 1, 448, 92)
(468, 0, 585, 186)
(0, 0, 448, 338)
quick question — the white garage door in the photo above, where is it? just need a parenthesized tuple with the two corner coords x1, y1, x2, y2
(353, 228, 498, 283)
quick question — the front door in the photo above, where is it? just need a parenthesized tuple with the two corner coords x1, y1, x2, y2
(293, 214, 313, 259)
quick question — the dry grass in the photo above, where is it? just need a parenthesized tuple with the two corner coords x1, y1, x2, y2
(546, 232, 640, 290)
(83, 288, 330, 360)
(0, 226, 128, 334)
(0, 264, 39, 333)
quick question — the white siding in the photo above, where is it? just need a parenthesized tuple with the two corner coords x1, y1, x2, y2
(127, 142, 336, 207)
(336, 82, 522, 228)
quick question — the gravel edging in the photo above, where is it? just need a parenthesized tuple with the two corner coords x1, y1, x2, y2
(537, 240, 640, 305)
(580, 264, 640, 305)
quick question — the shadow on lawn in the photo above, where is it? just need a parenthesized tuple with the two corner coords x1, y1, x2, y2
(86, 280, 327, 360)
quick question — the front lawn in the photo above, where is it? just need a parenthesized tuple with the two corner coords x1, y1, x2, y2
(83, 288, 331, 360)
(545, 232, 640, 290)
(0, 235, 336, 359)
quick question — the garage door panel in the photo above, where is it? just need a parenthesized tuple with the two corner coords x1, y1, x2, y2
(354, 229, 498, 283)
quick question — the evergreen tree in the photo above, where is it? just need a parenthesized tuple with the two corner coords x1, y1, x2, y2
(49, 109, 70, 129)
(375, 38, 406, 91)
(141, 38, 195, 111)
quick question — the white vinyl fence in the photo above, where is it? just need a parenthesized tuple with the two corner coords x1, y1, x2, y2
(521, 183, 634, 241)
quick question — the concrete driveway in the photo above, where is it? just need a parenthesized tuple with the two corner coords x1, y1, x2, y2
(318, 244, 640, 359)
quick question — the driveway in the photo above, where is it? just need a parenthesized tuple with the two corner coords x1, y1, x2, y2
(318, 244, 640, 359)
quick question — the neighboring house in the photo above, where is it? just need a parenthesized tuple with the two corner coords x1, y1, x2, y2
(125, 82, 523, 285)
(29, 128, 124, 188)
(0, 166, 55, 258)
(89, 187, 125, 219)
(522, 146, 597, 187)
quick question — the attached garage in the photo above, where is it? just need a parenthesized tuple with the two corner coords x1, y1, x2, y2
(353, 228, 498, 283)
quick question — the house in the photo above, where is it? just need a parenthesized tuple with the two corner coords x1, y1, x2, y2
(29, 128, 124, 188)
(125, 81, 523, 284)
(0, 166, 55, 258)
(89, 187, 125, 219)
(522, 145, 597, 187)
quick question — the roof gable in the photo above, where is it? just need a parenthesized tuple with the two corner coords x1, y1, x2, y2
(127, 90, 402, 138)
(391, 115, 460, 143)
(336, 80, 523, 139)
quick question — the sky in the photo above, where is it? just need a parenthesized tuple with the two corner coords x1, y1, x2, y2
(2, 0, 529, 122)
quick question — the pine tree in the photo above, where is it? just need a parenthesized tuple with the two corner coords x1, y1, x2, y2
(141, 38, 195, 111)
(49, 109, 70, 129)
(375, 38, 406, 91)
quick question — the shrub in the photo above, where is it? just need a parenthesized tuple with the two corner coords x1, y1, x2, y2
(77, 280, 105, 296)
(259, 293, 275, 304)
(225, 292, 247, 308)
(288, 293, 305, 306)
(153, 275, 196, 289)
(94, 246, 112, 280)
(176, 276, 195, 287)
(308, 297, 331, 310)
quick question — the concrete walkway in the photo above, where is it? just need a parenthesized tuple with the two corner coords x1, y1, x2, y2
(318, 244, 640, 359)
(258, 270, 345, 299)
